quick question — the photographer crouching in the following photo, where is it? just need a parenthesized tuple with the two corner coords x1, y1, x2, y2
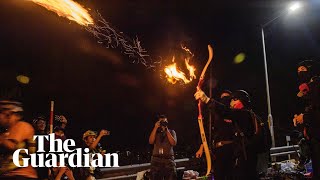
(148, 114, 177, 180)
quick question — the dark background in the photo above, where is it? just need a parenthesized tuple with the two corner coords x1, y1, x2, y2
(0, 0, 319, 157)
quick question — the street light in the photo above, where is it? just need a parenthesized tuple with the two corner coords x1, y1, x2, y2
(261, 1, 302, 148)
(288, 2, 302, 12)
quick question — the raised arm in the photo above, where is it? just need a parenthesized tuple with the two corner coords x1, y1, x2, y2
(89, 129, 109, 150)
(149, 120, 160, 144)
(166, 129, 177, 146)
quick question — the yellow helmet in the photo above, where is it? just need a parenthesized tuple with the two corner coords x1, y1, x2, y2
(83, 130, 97, 140)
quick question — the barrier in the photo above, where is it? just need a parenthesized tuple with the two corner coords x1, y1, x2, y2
(98, 158, 198, 179)
(98, 145, 301, 179)
(270, 145, 299, 157)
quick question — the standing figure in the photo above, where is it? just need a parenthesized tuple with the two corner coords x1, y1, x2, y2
(293, 60, 320, 179)
(195, 90, 235, 180)
(149, 115, 177, 180)
(195, 89, 259, 179)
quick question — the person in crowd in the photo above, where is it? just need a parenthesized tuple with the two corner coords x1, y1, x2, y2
(33, 116, 47, 135)
(32, 115, 69, 180)
(195, 89, 259, 179)
(149, 114, 177, 180)
(0, 100, 38, 179)
(49, 162, 75, 180)
(54, 115, 68, 131)
(293, 60, 320, 179)
(32, 116, 49, 180)
(53, 126, 66, 140)
(74, 129, 109, 180)
(195, 90, 235, 180)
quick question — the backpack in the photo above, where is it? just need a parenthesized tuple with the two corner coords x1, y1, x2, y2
(250, 111, 272, 153)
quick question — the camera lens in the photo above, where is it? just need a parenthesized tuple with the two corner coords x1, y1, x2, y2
(160, 121, 168, 127)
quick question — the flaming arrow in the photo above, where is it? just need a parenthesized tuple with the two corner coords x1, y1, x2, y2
(197, 45, 213, 176)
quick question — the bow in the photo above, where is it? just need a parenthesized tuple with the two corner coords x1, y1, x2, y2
(197, 45, 213, 176)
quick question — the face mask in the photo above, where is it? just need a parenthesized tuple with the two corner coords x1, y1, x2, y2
(233, 102, 244, 109)
(297, 83, 310, 97)
(231, 100, 244, 109)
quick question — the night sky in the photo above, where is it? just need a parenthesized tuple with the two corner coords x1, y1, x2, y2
(0, 0, 320, 154)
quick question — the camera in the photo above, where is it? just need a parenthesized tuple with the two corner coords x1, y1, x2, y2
(160, 120, 168, 127)
(105, 130, 111, 135)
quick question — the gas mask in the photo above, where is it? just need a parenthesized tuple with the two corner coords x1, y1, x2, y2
(298, 71, 311, 84)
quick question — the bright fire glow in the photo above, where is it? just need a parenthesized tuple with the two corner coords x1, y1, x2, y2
(185, 59, 196, 80)
(30, 0, 94, 26)
(164, 56, 196, 84)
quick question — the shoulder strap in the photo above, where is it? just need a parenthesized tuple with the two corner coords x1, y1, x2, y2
(249, 110, 259, 135)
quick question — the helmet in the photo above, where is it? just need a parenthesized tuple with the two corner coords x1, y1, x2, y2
(220, 90, 232, 98)
(32, 115, 46, 125)
(298, 60, 318, 72)
(83, 130, 97, 140)
(231, 90, 251, 107)
(0, 100, 23, 113)
(297, 60, 319, 82)
(221, 90, 232, 95)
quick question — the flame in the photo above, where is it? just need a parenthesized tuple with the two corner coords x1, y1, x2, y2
(30, 0, 94, 26)
(164, 56, 196, 84)
(185, 59, 196, 80)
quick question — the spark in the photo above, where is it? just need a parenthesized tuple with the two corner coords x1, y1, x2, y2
(85, 12, 153, 67)
(181, 44, 194, 57)
(29, 0, 155, 68)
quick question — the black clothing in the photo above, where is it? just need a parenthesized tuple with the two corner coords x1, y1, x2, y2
(212, 104, 235, 143)
(208, 99, 258, 179)
(209, 99, 236, 143)
(213, 144, 234, 180)
(210, 99, 255, 137)
(151, 129, 177, 180)
(201, 98, 236, 180)
(150, 156, 177, 180)
(301, 76, 320, 179)
(302, 77, 320, 140)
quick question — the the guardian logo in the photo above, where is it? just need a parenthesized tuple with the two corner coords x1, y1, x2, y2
(13, 133, 119, 168)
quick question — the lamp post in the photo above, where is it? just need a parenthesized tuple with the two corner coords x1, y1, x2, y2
(261, 2, 302, 148)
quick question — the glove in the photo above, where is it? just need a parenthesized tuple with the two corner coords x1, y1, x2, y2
(194, 89, 210, 104)
(293, 113, 304, 126)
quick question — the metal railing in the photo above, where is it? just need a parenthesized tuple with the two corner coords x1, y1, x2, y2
(98, 145, 300, 179)
(98, 158, 198, 179)
(270, 145, 299, 158)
